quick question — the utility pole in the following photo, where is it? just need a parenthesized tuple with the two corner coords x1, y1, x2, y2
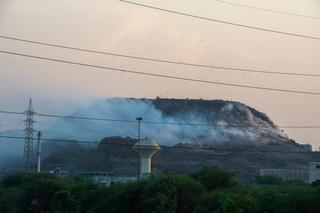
(136, 116, 142, 181)
(23, 98, 35, 172)
(36, 131, 42, 173)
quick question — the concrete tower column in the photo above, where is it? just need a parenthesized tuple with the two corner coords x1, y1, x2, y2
(133, 138, 160, 177)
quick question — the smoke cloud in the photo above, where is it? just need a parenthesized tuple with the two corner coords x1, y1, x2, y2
(41, 98, 286, 145)
(0, 98, 289, 169)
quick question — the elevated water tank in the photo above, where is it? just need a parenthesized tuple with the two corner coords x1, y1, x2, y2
(133, 137, 160, 177)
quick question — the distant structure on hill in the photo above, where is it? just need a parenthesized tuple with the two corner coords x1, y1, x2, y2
(301, 143, 312, 151)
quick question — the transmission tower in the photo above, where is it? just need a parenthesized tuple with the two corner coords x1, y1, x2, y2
(23, 98, 35, 172)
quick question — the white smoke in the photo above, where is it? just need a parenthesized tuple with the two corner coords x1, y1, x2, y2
(40, 98, 284, 145)
(0, 98, 289, 169)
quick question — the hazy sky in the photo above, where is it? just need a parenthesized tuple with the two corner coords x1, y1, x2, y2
(0, 0, 320, 147)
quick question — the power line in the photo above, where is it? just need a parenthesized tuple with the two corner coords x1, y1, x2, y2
(36, 121, 134, 141)
(0, 135, 315, 154)
(119, 0, 320, 41)
(37, 121, 133, 132)
(211, 0, 320, 20)
(0, 35, 319, 77)
(36, 112, 137, 123)
(144, 121, 320, 129)
(0, 135, 98, 144)
(1, 109, 320, 129)
(0, 110, 24, 116)
(39, 131, 99, 142)
(1, 50, 320, 96)
(0, 110, 136, 123)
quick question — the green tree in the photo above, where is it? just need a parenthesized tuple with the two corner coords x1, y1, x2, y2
(0, 173, 70, 212)
(95, 175, 205, 213)
(310, 180, 320, 187)
(51, 190, 79, 212)
(70, 177, 105, 212)
(95, 181, 145, 213)
(143, 175, 206, 213)
(194, 191, 256, 213)
(191, 166, 237, 191)
(254, 176, 282, 185)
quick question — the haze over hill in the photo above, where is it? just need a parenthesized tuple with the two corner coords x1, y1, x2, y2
(1, 98, 300, 169)
(44, 98, 291, 146)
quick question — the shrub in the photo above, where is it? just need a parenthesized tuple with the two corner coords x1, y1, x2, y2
(51, 190, 79, 212)
(194, 191, 256, 213)
(254, 175, 282, 185)
(191, 166, 237, 191)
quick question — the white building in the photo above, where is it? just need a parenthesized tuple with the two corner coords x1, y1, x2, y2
(260, 162, 320, 184)
(308, 162, 320, 184)
(259, 169, 308, 182)
(91, 173, 136, 186)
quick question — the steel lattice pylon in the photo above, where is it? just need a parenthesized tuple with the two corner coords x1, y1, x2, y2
(23, 98, 35, 172)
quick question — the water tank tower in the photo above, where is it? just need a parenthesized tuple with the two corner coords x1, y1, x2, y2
(133, 137, 160, 177)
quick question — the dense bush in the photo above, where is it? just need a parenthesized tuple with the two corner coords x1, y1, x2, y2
(0, 173, 72, 212)
(95, 175, 206, 213)
(194, 191, 256, 213)
(191, 166, 237, 191)
(0, 167, 320, 213)
(254, 175, 283, 185)
(51, 190, 79, 212)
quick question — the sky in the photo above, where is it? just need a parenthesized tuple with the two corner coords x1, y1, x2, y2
(0, 0, 320, 147)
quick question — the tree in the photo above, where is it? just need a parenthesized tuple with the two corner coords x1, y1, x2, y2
(194, 191, 256, 213)
(51, 190, 79, 212)
(253, 175, 282, 185)
(0, 173, 71, 212)
(310, 180, 320, 187)
(95, 181, 145, 213)
(143, 175, 206, 213)
(191, 166, 237, 191)
(95, 175, 206, 213)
